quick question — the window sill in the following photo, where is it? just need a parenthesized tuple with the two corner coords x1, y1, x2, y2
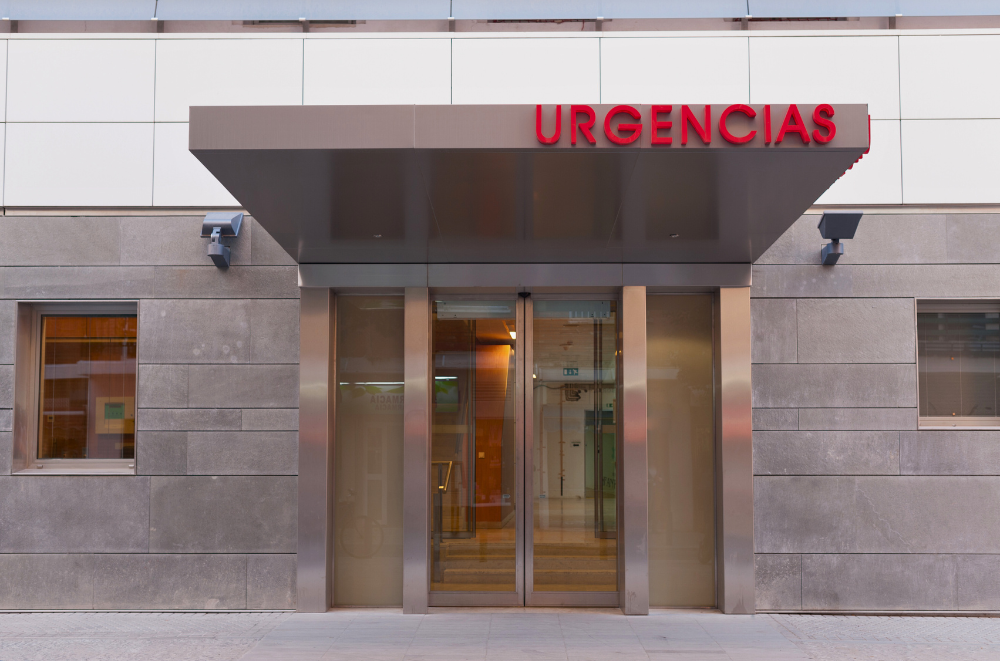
(919, 417, 1000, 430)
(14, 465, 136, 476)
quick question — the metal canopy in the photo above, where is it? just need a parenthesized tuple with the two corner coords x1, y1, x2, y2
(189, 104, 868, 266)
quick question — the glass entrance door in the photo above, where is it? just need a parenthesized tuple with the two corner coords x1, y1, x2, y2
(526, 298, 620, 606)
(428, 297, 620, 607)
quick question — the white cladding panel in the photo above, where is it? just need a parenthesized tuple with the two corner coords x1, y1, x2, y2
(153, 122, 239, 207)
(750, 36, 900, 120)
(0, 42, 7, 123)
(452, 38, 600, 104)
(5, 123, 153, 206)
(304, 38, 451, 105)
(155, 39, 304, 122)
(7, 40, 155, 122)
(600, 37, 750, 104)
(900, 35, 1000, 119)
(901, 119, 1000, 204)
(816, 120, 901, 205)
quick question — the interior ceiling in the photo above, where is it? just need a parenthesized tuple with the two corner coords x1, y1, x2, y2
(190, 104, 869, 266)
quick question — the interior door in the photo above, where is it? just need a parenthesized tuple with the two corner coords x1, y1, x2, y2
(525, 297, 621, 607)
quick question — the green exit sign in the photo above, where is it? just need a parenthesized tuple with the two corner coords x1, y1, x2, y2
(563, 367, 579, 376)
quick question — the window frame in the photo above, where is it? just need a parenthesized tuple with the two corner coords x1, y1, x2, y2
(917, 298, 1000, 430)
(13, 301, 139, 475)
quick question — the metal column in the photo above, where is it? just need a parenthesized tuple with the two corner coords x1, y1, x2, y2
(621, 286, 649, 615)
(403, 287, 431, 614)
(716, 287, 755, 614)
(297, 288, 335, 612)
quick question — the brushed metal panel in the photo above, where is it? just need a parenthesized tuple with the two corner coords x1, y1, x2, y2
(428, 264, 623, 289)
(298, 264, 427, 289)
(297, 288, 334, 612)
(191, 104, 869, 265)
(716, 287, 754, 614)
(621, 286, 649, 615)
(403, 287, 431, 614)
(625, 264, 751, 288)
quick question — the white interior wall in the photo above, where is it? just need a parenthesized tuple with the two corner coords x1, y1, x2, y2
(0, 30, 996, 208)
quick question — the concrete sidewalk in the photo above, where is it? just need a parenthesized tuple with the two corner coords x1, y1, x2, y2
(1, 609, 999, 660)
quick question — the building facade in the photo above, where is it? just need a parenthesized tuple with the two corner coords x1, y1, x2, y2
(1, 3, 999, 614)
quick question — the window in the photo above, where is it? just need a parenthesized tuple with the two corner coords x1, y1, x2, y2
(918, 302, 1000, 427)
(14, 303, 138, 473)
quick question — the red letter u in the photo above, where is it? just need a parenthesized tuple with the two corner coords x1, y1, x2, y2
(536, 105, 561, 144)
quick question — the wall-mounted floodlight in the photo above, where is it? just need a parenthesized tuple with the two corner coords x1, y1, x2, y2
(818, 211, 863, 266)
(201, 212, 243, 268)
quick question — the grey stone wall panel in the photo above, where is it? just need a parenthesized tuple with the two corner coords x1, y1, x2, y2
(756, 476, 1000, 554)
(188, 365, 298, 408)
(120, 216, 251, 266)
(756, 214, 948, 266)
(148, 476, 296, 553)
(251, 221, 296, 266)
(250, 299, 300, 364)
(137, 365, 189, 409)
(137, 431, 188, 475)
(0, 299, 14, 364)
(242, 408, 298, 431)
(852, 264, 1000, 298)
(752, 408, 798, 431)
(0, 432, 10, 475)
(946, 214, 1000, 263)
(901, 431, 1000, 475)
(186, 431, 298, 475)
(802, 554, 958, 611)
(751, 265, 853, 298)
(0, 409, 10, 432)
(138, 408, 242, 432)
(751, 298, 796, 363)
(752, 364, 916, 408)
(0, 366, 11, 409)
(798, 408, 917, 431)
(753, 431, 899, 475)
(0, 477, 150, 553)
(0, 217, 121, 266)
(755, 554, 801, 611)
(796, 298, 916, 364)
(957, 555, 1000, 610)
(0, 554, 95, 609)
(139, 299, 251, 364)
(153, 266, 299, 299)
(3, 266, 155, 299)
(755, 264, 1000, 299)
(92, 554, 247, 609)
(247, 554, 296, 609)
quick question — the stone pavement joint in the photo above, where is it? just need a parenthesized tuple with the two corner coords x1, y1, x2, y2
(1, 610, 1000, 660)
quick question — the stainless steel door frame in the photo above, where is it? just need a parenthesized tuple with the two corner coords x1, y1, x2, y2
(403, 287, 432, 614)
(426, 295, 525, 608)
(297, 288, 336, 613)
(715, 287, 755, 614)
(524, 294, 623, 609)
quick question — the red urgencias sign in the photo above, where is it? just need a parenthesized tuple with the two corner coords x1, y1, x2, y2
(535, 103, 837, 146)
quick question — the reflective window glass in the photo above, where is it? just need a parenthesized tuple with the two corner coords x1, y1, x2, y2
(919, 311, 1000, 419)
(647, 295, 715, 607)
(334, 296, 405, 606)
(38, 315, 137, 460)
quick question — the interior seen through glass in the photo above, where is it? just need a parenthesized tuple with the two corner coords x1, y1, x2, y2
(431, 300, 518, 592)
(918, 311, 1000, 418)
(38, 315, 137, 460)
(532, 300, 618, 593)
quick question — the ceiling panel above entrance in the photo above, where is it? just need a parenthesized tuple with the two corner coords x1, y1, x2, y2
(190, 103, 868, 265)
